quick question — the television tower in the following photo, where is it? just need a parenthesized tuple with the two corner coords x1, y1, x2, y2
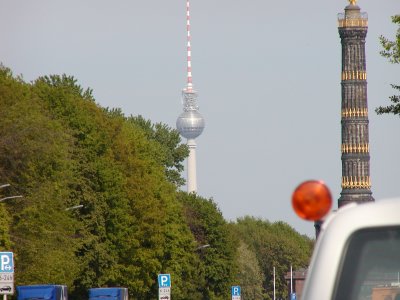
(176, 0, 205, 193)
(337, 0, 373, 207)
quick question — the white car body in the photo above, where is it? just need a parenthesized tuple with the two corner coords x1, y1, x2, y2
(302, 198, 400, 300)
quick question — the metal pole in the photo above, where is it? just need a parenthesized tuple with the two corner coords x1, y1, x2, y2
(273, 266, 276, 300)
(290, 265, 293, 294)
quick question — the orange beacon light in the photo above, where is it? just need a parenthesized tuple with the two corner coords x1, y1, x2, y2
(292, 180, 332, 221)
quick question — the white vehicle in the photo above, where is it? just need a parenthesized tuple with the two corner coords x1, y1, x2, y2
(292, 181, 400, 300)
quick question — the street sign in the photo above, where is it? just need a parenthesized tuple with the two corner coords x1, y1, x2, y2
(158, 274, 171, 288)
(158, 287, 171, 300)
(158, 274, 171, 300)
(290, 292, 297, 300)
(0, 253, 13, 273)
(0, 252, 14, 295)
(231, 285, 241, 300)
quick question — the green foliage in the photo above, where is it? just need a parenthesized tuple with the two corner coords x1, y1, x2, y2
(12, 183, 81, 287)
(31, 74, 199, 299)
(178, 192, 238, 300)
(232, 217, 313, 300)
(0, 66, 313, 300)
(0, 67, 81, 289)
(128, 115, 189, 187)
(375, 84, 400, 116)
(376, 15, 400, 116)
(0, 204, 12, 250)
(236, 241, 265, 300)
(379, 15, 400, 64)
(0, 67, 237, 300)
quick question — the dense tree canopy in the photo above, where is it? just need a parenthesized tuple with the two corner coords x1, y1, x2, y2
(231, 217, 313, 300)
(376, 15, 400, 116)
(178, 192, 238, 300)
(128, 115, 189, 187)
(235, 241, 265, 300)
(0, 66, 312, 299)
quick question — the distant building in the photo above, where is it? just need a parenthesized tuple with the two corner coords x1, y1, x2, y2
(285, 268, 307, 300)
(371, 285, 400, 300)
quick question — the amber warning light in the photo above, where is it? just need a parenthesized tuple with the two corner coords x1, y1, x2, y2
(292, 180, 332, 221)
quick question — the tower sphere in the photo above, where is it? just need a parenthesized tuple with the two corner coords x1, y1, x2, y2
(176, 110, 205, 139)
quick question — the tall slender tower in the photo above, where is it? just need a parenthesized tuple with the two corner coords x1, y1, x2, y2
(176, 0, 205, 193)
(338, 0, 373, 207)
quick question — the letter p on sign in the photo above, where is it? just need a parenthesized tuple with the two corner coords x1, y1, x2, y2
(158, 274, 171, 288)
(232, 286, 241, 298)
(0, 252, 13, 273)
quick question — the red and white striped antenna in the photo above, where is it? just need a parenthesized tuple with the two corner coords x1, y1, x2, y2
(186, 0, 193, 92)
(176, 0, 205, 194)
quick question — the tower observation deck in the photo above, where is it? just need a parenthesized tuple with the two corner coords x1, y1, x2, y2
(176, 0, 205, 193)
(337, 0, 373, 207)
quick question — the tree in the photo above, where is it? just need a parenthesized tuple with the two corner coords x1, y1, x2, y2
(128, 115, 189, 187)
(232, 217, 313, 300)
(178, 192, 238, 300)
(32, 74, 200, 299)
(235, 241, 265, 300)
(0, 68, 82, 288)
(376, 15, 400, 116)
(0, 205, 11, 250)
(0, 66, 315, 299)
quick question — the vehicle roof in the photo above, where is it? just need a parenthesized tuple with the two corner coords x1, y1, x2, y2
(89, 288, 127, 297)
(302, 197, 400, 300)
(17, 285, 65, 300)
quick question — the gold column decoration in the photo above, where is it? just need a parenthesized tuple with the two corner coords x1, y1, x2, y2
(341, 71, 367, 81)
(349, 0, 357, 5)
(341, 108, 368, 118)
(341, 176, 371, 189)
(341, 143, 369, 153)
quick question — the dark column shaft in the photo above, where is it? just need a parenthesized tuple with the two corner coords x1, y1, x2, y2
(338, 2, 373, 207)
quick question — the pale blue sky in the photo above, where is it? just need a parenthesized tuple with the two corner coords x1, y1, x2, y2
(1, 0, 399, 237)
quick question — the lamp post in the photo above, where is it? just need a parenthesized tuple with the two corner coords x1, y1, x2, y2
(0, 184, 23, 202)
(0, 196, 23, 202)
(65, 205, 84, 211)
(196, 244, 210, 251)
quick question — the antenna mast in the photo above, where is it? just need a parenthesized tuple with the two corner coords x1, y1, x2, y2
(181, 0, 200, 112)
(186, 0, 193, 92)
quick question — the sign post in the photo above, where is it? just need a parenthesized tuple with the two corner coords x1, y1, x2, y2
(0, 252, 14, 299)
(231, 286, 241, 300)
(158, 274, 171, 300)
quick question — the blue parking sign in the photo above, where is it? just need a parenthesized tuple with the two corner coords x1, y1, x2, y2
(0, 252, 13, 273)
(158, 274, 171, 288)
(231, 286, 241, 296)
